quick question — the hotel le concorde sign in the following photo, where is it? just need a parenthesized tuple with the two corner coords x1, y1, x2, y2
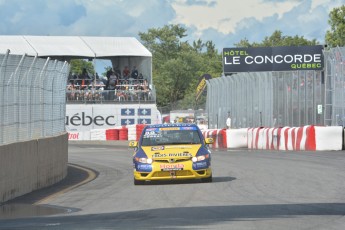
(222, 45, 324, 74)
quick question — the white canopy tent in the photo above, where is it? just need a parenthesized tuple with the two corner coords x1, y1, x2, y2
(0, 35, 152, 82)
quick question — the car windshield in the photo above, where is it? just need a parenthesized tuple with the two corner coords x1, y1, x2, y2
(141, 126, 201, 146)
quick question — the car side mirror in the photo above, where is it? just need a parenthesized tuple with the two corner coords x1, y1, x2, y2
(205, 138, 214, 145)
(128, 141, 138, 148)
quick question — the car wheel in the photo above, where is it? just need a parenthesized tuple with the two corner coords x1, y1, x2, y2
(201, 175, 212, 183)
(134, 178, 145, 185)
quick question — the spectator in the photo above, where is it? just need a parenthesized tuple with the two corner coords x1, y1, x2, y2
(81, 68, 91, 86)
(100, 74, 108, 86)
(114, 66, 121, 78)
(95, 72, 100, 80)
(141, 79, 150, 101)
(66, 82, 76, 101)
(131, 66, 138, 79)
(108, 71, 117, 90)
(105, 69, 113, 89)
(138, 73, 144, 81)
(123, 66, 130, 80)
(226, 115, 231, 129)
(95, 76, 105, 90)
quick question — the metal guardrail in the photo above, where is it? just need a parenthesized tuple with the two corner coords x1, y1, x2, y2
(66, 89, 155, 104)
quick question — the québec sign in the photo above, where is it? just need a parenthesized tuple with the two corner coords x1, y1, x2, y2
(223, 45, 324, 73)
(65, 112, 116, 126)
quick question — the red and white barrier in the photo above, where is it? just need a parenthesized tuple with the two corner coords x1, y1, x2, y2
(314, 126, 343, 151)
(106, 129, 120, 140)
(136, 124, 146, 141)
(247, 125, 343, 151)
(127, 125, 136, 141)
(202, 129, 225, 148)
(91, 129, 107, 140)
(68, 125, 344, 151)
(225, 128, 248, 148)
(68, 124, 148, 142)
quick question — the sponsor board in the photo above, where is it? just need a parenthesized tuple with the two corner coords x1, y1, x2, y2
(196, 74, 212, 100)
(68, 131, 91, 140)
(223, 45, 324, 73)
(66, 104, 159, 132)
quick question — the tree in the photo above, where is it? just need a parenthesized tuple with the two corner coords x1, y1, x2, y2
(139, 25, 222, 110)
(235, 30, 319, 47)
(325, 5, 345, 47)
(69, 59, 95, 76)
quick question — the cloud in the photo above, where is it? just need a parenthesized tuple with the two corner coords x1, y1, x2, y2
(192, 0, 343, 49)
(184, 0, 217, 7)
(0, 0, 175, 37)
(0, 0, 87, 34)
(171, 0, 301, 34)
(0, 0, 343, 51)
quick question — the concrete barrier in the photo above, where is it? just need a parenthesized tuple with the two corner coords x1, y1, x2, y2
(314, 126, 343, 151)
(0, 133, 68, 203)
(247, 126, 344, 151)
(67, 126, 344, 152)
(225, 128, 248, 148)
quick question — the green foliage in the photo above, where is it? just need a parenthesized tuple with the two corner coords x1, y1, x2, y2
(141, 10, 343, 111)
(139, 24, 222, 110)
(325, 5, 345, 47)
(235, 30, 319, 47)
(69, 59, 95, 75)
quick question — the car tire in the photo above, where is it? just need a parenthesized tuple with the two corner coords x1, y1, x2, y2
(134, 178, 145, 185)
(201, 175, 212, 183)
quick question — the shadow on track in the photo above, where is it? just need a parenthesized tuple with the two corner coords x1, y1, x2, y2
(1, 203, 345, 229)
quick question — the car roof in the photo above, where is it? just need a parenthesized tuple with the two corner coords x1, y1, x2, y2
(146, 123, 198, 128)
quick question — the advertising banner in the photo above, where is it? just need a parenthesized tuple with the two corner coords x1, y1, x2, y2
(196, 74, 212, 100)
(66, 104, 160, 132)
(223, 45, 324, 73)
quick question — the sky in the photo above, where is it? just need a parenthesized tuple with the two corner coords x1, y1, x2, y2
(0, 0, 343, 73)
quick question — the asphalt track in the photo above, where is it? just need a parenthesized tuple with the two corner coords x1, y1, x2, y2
(1, 141, 345, 229)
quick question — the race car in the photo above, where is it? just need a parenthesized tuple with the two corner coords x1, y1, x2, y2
(129, 123, 214, 185)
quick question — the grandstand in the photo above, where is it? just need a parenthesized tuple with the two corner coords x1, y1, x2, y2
(0, 35, 161, 136)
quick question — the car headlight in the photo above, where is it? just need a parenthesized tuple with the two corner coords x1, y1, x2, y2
(192, 154, 210, 162)
(135, 157, 152, 164)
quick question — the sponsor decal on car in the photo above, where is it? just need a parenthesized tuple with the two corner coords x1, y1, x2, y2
(160, 164, 184, 171)
(193, 161, 208, 169)
(160, 127, 180, 131)
(153, 153, 192, 158)
(164, 145, 193, 149)
(137, 164, 152, 172)
(151, 146, 165, 151)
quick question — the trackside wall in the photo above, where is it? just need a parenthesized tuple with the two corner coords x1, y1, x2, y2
(0, 133, 68, 203)
(0, 52, 69, 203)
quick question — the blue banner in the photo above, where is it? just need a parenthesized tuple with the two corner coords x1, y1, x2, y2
(138, 118, 151, 124)
(121, 119, 135, 125)
(121, 108, 135, 116)
(138, 108, 151, 116)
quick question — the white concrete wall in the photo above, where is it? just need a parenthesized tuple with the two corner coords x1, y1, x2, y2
(0, 133, 68, 203)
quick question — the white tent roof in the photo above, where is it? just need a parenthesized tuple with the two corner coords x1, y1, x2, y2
(0, 36, 152, 58)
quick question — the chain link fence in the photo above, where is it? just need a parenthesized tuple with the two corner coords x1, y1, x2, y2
(206, 47, 345, 129)
(0, 51, 69, 145)
(325, 47, 345, 126)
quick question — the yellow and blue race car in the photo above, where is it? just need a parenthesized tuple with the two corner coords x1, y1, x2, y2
(129, 123, 214, 185)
